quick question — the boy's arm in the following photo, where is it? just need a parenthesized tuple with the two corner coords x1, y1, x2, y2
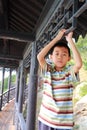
(65, 32, 82, 73)
(37, 29, 66, 69)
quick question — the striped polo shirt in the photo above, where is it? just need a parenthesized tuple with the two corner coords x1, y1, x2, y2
(38, 63, 78, 130)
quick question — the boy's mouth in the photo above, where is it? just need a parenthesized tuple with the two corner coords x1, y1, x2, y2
(58, 61, 63, 63)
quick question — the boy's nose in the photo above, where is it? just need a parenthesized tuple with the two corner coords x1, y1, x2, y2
(58, 55, 62, 58)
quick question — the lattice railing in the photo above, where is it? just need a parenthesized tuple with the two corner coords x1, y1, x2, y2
(0, 86, 16, 110)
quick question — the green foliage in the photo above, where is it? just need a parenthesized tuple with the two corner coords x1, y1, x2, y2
(73, 81, 87, 105)
(76, 35, 87, 52)
(73, 97, 79, 105)
(68, 35, 87, 69)
(0, 74, 16, 92)
(83, 59, 87, 70)
(79, 82, 87, 97)
(76, 35, 87, 70)
(11, 74, 16, 84)
(4, 77, 8, 92)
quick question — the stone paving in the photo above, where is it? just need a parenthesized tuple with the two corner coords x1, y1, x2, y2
(0, 99, 15, 130)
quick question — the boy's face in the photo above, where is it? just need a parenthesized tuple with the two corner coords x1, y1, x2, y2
(50, 46, 70, 70)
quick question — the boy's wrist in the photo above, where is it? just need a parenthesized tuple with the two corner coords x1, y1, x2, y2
(66, 38, 73, 43)
(55, 35, 61, 41)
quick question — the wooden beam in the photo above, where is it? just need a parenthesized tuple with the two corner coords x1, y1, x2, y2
(0, 30, 35, 42)
(0, 54, 22, 60)
(36, 0, 64, 38)
(2, 0, 9, 29)
(68, 2, 87, 23)
(0, 61, 19, 68)
(0, 0, 9, 29)
(0, 0, 3, 14)
(35, 0, 56, 34)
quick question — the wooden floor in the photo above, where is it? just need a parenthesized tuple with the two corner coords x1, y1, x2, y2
(0, 99, 15, 130)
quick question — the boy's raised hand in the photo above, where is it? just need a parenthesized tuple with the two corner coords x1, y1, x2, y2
(56, 29, 66, 40)
(65, 31, 73, 42)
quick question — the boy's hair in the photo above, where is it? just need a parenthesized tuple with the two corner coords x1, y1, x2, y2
(49, 41, 71, 56)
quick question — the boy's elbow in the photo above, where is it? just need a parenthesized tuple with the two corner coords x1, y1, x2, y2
(37, 54, 39, 61)
(37, 54, 44, 64)
(74, 63, 82, 73)
(37, 54, 41, 62)
(78, 58, 83, 69)
(80, 59, 83, 68)
(37, 54, 45, 69)
(77, 62, 83, 70)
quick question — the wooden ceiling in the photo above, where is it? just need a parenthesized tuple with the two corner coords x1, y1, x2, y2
(0, 0, 87, 68)
(0, 0, 54, 68)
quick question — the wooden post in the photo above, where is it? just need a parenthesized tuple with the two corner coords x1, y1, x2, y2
(26, 41, 38, 130)
(18, 61, 24, 113)
(7, 68, 12, 103)
(15, 67, 20, 103)
(0, 67, 5, 111)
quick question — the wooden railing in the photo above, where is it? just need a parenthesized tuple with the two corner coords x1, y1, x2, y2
(0, 86, 16, 110)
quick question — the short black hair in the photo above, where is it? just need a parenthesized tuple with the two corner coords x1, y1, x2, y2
(49, 41, 71, 56)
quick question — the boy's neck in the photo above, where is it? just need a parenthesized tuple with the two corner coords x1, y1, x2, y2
(55, 66, 66, 71)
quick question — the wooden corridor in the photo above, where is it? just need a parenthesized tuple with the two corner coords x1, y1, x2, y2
(0, 99, 15, 130)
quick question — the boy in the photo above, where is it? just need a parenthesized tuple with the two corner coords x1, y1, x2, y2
(37, 29, 82, 130)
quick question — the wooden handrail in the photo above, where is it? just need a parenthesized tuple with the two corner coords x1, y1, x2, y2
(0, 86, 16, 110)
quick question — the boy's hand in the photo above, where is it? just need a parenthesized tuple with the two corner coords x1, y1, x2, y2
(56, 29, 66, 40)
(65, 31, 73, 42)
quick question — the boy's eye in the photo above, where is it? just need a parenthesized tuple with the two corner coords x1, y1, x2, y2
(56, 53, 66, 55)
(55, 53, 59, 55)
(63, 53, 66, 56)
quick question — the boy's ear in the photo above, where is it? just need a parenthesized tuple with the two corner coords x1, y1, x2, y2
(68, 56, 71, 61)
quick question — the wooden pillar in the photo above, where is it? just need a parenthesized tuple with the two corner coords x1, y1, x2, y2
(7, 68, 12, 103)
(26, 41, 38, 130)
(0, 67, 5, 111)
(23, 68, 27, 89)
(18, 61, 24, 113)
(15, 67, 20, 103)
(73, 0, 78, 14)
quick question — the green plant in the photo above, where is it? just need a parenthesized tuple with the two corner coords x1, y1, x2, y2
(11, 74, 16, 84)
(76, 35, 87, 65)
(4, 77, 8, 92)
(83, 60, 87, 70)
(73, 97, 79, 105)
(0, 74, 16, 92)
(79, 82, 87, 97)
